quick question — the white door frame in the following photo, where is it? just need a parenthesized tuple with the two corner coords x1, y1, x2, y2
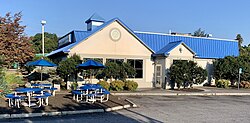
(155, 64, 162, 88)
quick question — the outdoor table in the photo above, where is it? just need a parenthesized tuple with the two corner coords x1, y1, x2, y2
(31, 83, 52, 88)
(79, 84, 104, 103)
(31, 83, 57, 96)
(15, 88, 43, 107)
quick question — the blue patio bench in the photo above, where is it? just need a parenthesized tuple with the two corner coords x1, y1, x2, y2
(5, 94, 26, 108)
(32, 92, 52, 107)
(72, 90, 87, 102)
(95, 89, 110, 103)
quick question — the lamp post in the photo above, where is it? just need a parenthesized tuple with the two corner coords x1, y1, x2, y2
(41, 20, 46, 57)
(41, 20, 46, 81)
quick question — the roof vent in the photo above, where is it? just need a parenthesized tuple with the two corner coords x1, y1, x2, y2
(85, 13, 105, 31)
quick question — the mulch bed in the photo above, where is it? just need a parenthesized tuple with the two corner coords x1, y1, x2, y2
(0, 94, 130, 114)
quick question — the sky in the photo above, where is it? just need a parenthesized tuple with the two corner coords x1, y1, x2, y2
(1, 0, 250, 45)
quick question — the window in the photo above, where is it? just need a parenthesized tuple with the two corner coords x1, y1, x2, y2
(83, 58, 103, 63)
(127, 59, 143, 78)
(106, 58, 124, 65)
(173, 60, 187, 64)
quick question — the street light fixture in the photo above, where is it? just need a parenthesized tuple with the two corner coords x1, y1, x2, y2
(40, 20, 46, 81)
(41, 20, 46, 57)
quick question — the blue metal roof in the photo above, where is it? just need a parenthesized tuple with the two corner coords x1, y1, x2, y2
(85, 13, 105, 23)
(155, 41, 195, 56)
(47, 17, 239, 59)
(47, 18, 154, 57)
(134, 32, 239, 58)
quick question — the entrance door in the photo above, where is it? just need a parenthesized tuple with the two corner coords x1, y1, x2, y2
(155, 65, 162, 88)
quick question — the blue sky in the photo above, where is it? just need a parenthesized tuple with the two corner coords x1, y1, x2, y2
(1, 0, 250, 45)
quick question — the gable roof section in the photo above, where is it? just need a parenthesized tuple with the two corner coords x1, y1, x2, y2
(154, 41, 195, 56)
(47, 18, 154, 57)
(134, 31, 239, 59)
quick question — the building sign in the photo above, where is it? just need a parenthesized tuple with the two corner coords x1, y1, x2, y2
(58, 34, 71, 47)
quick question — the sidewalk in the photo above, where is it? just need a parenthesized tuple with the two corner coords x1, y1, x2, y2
(111, 87, 250, 96)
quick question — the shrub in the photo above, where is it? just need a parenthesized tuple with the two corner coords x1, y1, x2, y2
(5, 74, 25, 89)
(216, 79, 230, 88)
(124, 80, 138, 91)
(97, 80, 110, 90)
(240, 81, 250, 88)
(110, 80, 124, 91)
(70, 82, 78, 90)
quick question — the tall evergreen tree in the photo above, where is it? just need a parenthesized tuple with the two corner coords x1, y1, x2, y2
(193, 28, 208, 37)
(235, 34, 243, 53)
(0, 12, 34, 68)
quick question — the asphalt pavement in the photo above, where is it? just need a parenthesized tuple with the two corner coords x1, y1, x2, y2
(2, 95, 250, 123)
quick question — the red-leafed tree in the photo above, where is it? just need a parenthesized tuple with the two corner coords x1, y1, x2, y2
(0, 12, 34, 68)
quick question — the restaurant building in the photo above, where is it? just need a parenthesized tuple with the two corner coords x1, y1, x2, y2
(47, 14, 239, 89)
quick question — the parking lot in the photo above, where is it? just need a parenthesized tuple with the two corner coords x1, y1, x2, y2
(118, 95, 250, 123)
(3, 95, 250, 123)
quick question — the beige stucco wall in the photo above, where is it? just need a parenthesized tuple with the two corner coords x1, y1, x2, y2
(168, 44, 194, 59)
(70, 21, 152, 56)
(68, 21, 154, 88)
(194, 58, 214, 86)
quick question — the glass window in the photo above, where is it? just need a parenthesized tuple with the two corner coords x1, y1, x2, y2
(127, 59, 143, 78)
(83, 58, 103, 63)
(106, 58, 124, 64)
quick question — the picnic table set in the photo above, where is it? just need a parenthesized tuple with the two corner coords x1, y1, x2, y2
(72, 84, 110, 103)
(5, 83, 57, 108)
(4, 59, 109, 108)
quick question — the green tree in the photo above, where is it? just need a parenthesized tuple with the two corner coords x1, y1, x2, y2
(169, 60, 207, 89)
(31, 32, 58, 54)
(57, 54, 81, 82)
(96, 62, 136, 81)
(235, 34, 243, 50)
(240, 45, 250, 57)
(0, 12, 34, 68)
(213, 56, 250, 84)
(193, 28, 209, 37)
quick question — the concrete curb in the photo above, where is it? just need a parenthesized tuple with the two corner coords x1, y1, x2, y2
(125, 99, 138, 108)
(111, 92, 250, 96)
(0, 99, 137, 119)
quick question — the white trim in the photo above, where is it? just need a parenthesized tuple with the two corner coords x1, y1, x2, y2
(134, 31, 237, 42)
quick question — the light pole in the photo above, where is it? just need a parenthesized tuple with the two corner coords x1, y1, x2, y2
(41, 20, 46, 81)
(41, 20, 46, 57)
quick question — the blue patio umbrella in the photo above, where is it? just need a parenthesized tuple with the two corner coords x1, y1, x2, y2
(26, 59, 57, 67)
(26, 59, 57, 81)
(77, 59, 105, 69)
(77, 59, 105, 83)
